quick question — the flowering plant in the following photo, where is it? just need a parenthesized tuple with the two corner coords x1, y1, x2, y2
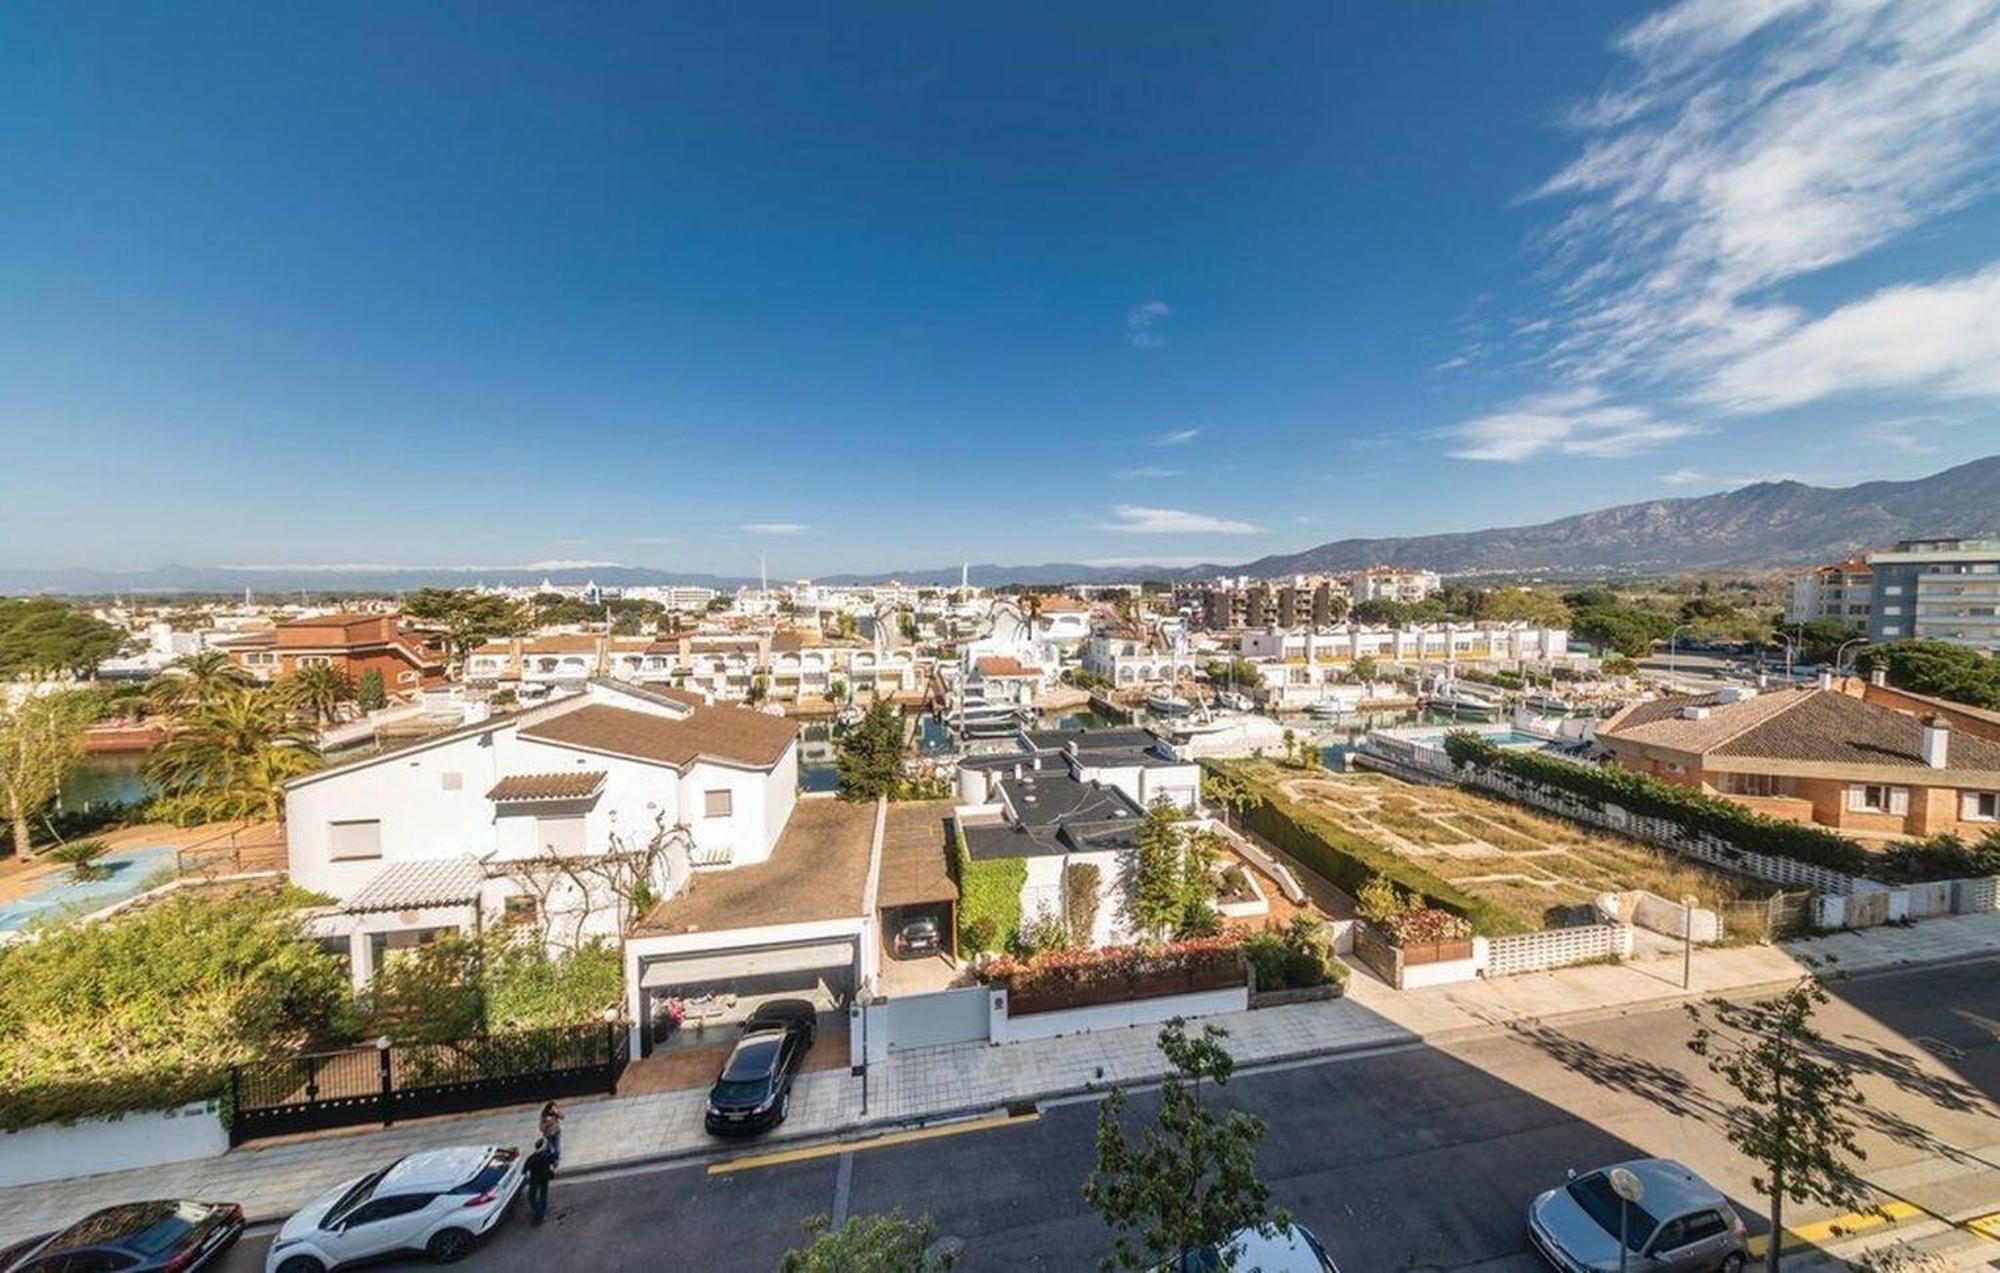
(1380, 907, 1471, 947)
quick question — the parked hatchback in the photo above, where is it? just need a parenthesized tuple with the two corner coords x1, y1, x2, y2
(264, 1145, 522, 1272)
(706, 1017, 812, 1135)
(1530, 1159, 1747, 1273)
(2, 1200, 244, 1273)
(893, 917, 942, 959)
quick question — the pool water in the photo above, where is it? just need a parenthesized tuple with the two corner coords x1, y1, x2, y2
(0, 844, 177, 931)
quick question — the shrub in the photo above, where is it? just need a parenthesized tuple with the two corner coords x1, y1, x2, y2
(1064, 861, 1102, 945)
(955, 831, 1026, 953)
(1446, 741, 1876, 877)
(1247, 915, 1342, 991)
(1379, 907, 1472, 947)
(980, 933, 1246, 1006)
(1874, 830, 2000, 886)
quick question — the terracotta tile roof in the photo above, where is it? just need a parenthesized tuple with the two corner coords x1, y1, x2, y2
(520, 702, 798, 770)
(343, 856, 485, 914)
(976, 656, 1039, 678)
(634, 797, 877, 933)
(486, 771, 607, 802)
(276, 611, 387, 630)
(1711, 691, 2000, 772)
(1600, 688, 1811, 752)
(1603, 687, 2000, 774)
(518, 634, 602, 654)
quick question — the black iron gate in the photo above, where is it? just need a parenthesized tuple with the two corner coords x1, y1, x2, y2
(230, 1021, 630, 1145)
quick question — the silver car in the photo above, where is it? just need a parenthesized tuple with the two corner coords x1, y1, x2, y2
(1529, 1159, 1748, 1273)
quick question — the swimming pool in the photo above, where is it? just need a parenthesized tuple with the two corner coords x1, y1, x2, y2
(1398, 727, 1549, 750)
(0, 844, 178, 931)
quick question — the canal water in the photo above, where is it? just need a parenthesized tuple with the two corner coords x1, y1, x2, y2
(60, 753, 153, 811)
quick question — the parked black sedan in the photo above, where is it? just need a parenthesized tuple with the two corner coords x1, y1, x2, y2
(892, 916, 943, 959)
(705, 1010, 815, 1136)
(1, 1200, 245, 1273)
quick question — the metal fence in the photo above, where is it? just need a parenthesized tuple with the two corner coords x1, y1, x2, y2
(230, 1021, 629, 1145)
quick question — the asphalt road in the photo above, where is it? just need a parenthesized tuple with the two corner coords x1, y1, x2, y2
(213, 959, 2000, 1273)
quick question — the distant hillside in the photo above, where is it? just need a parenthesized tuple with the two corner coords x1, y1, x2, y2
(1227, 455, 2000, 578)
(6, 456, 1995, 594)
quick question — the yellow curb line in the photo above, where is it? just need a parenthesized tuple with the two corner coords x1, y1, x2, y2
(707, 1112, 1039, 1175)
(1745, 1201, 1925, 1257)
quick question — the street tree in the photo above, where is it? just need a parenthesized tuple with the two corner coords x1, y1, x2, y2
(1687, 963, 1869, 1273)
(0, 689, 101, 858)
(400, 588, 530, 669)
(1084, 1019, 1287, 1271)
(780, 1210, 954, 1272)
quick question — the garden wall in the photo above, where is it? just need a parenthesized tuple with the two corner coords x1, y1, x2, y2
(986, 985, 1250, 1045)
(0, 1100, 228, 1187)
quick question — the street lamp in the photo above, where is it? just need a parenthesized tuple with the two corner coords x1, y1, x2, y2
(1834, 636, 1867, 678)
(1667, 624, 1696, 694)
(1608, 1165, 1646, 1273)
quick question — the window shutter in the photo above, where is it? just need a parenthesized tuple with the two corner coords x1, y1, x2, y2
(1847, 786, 1866, 812)
(1889, 787, 1910, 816)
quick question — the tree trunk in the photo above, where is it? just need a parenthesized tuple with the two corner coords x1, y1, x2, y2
(1765, 1167, 1783, 1273)
(7, 787, 29, 860)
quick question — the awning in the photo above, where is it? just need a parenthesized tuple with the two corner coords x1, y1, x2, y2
(639, 940, 854, 989)
(343, 856, 485, 914)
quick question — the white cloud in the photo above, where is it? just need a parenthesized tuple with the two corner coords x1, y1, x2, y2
(1126, 301, 1172, 347)
(1445, 387, 1700, 462)
(1083, 555, 1218, 568)
(1698, 264, 2000, 412)
(1660, 467, 1709, 486)
(740, 522, 810, 536)
(1860, 416, 1961, 455)
(1519, 0, 2000, 404)
(1094, 505, 1261, 535)
(1114, 466, 1181, 479)
(1151, 427, 1201, 446)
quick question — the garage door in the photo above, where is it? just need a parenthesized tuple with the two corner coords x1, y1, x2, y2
(639, 941, 855, 988)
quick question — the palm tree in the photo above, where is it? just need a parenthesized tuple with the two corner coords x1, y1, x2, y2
(47, 837, 111, 882)
(278, 662, 356, 727)
(148, 650, 254, 716)
(146, 687, 320, 823)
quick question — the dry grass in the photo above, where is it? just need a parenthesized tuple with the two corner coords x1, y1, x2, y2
(1250, 760, 1773, 932)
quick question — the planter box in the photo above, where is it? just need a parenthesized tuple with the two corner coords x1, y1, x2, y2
(1249, 983, 1343, 1009)
(0, 1101, 228, 1187)
(1004, 963, 1247, 1016)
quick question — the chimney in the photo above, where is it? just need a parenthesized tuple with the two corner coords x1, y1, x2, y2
(1816, 667, 1833, 692)
(1922, 716, 1950, 769)
(1870, 667, 1887, 688)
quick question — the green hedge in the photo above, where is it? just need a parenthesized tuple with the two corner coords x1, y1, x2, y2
(1210, 762, 1530, 936)
(1443, 732, 1875, 877)
(954, 831, 1027, 953)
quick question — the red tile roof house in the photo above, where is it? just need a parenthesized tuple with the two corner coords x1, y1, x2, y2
(225, 612, 445, 693)
(1595, 684, 2000, 843)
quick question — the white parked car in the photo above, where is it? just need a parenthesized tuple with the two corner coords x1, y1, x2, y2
(264, 1145, 523, 1272)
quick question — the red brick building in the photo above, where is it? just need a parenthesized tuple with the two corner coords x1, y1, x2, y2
(226, 613, 445, 693)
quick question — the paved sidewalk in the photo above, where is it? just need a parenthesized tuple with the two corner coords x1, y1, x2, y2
(4, 913, 1998, 1250)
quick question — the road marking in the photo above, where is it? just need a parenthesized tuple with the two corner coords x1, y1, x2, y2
(831, 1151, 853, 1226)
(1744, 1201, 1924, 1257)
(707, 1112, 1039, 1175)
(1964, 1209, 2000, 1241)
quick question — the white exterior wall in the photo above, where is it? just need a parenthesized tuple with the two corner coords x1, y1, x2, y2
(1017, 849, 1133, 948)
(0, 1101, 229, 1188)
(988, 985, 1248, 1045)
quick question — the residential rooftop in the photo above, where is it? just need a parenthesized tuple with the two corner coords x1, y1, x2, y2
(634, 797, 878, 934)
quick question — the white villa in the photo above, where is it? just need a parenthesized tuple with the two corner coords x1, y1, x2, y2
(1234, 621, 1568, 668)
(286, 679, 799, 987)
(1082, 629, 1198, 690)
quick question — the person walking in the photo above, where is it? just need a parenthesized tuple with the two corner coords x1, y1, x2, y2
(539, 1101, 564, 1166)
(523, 1137, 556, 1226)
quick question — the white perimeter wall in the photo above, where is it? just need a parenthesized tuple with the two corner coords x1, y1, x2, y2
(1018, 849, 1132, 948)
(0, 1102, 228, 1187)
(988, 986, 1249, 1045)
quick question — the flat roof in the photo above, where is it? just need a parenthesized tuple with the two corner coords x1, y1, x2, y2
(877, 799, 958, 909)
(999, 773, 1143, 829)
(633, 797, 878, 935)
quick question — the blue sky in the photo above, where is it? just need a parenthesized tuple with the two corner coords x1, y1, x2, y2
(3, 1, 1997, 577)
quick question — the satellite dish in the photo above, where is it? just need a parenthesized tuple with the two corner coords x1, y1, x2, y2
(1608, 1166, 1645, 1204)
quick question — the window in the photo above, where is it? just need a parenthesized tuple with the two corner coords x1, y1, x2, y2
(1965, 792, 2000, 823)
(1848, 785, 1909, 815)
(441, 771, 463, 791)
(1883, 585, 1904, 595)
(1881, 605, 1902, 616)
(327, 819, 382, 860)
(1881, 625, 1902, 637)
(1675, 1211, 1730, 1245)
(503, 895, 538, 927)
(704, 789, 734, 819)
(1719, 773, 1792, 798)
(398, 670, 419, 684)
(298, 655, 333, 668)
(536, 814, 587, 855)
(344, 1194, 435, 1227)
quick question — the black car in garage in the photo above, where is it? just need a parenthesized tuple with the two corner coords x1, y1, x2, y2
(704, 1004, 816, 1136)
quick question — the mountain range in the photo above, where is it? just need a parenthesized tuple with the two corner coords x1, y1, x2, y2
(4, 456, 1995, 594)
